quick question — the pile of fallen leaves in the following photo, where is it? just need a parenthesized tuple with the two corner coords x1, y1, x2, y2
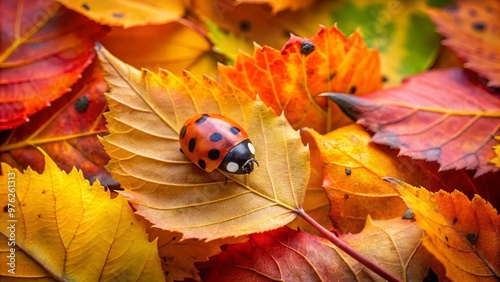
(0, 0, 499, 281)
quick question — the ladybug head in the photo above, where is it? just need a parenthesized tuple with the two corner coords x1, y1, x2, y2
(219, 140, 259, 174)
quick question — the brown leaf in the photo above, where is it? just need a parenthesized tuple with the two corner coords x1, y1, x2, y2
(386, 178, 500, 281)
(325, 68, 500, 177)
(97, 45, 310, 240)
(0, 0, 108, 129)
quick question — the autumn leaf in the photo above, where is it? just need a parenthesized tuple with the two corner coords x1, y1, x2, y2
(427, 0, 500, 87)
(0, 0, 108, 130)
(325, 68, 500, 177)
(219, 25, 382, 133)
(0, 152, 163, 281)
(97, 45, 310, 240)
(385, 178, 500, 281)
(100, 21, 220, 79)
(56, 0, 186, 27)
(235, 0, 315, 13)
(0, 60, 114, 187)
(197, 218, 432, 281)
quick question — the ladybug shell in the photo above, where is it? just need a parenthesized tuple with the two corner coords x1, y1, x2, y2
(179, 114, 252, 173)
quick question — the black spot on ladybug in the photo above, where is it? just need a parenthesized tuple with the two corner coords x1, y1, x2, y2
(300, 40, 315, 55)
(349, 86, 357, 94)
(74, 96, 90, 113)
(3, 205, 7, 212)
(345, 168, 351, 175)
(179, 126, 187, 139)
(445, 236, 448, 242)
(453, 217, 458, 224)
(112, 12, 124, 18)
(81, 3, 90, 11)
(188, 138, 196, 152)
(196, 114, 209, 124)
(239, 20, 251, 32)
(230, 127, 240, 135)
(344, 194, 349, 199)
(208, 149, 220, 160)
(472, 21, 486, 31)
(466, 233, 478, 245)
(210, 132, 222, 142)
(198, 159, 206, 170)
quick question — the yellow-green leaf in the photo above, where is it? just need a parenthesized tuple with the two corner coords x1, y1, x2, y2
(0, 151, 163, 281)
(97, 45, 310, 240)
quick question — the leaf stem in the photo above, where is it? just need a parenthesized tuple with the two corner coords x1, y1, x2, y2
(297, 208, 401, 282)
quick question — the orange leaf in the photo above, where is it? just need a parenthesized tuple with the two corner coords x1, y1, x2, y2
(198, 219, 432, 281)
(386, 178, 500, 281)
(326, 68, 500, 177)
(0, 60, 114, 187)
(0, 0, 108, 129)
(219, 25, 382, 133)
(0, 152, 163, 280)
(427, 0, 500, 87)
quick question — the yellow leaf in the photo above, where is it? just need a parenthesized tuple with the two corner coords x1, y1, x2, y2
(97, 46, 310, 240)
(56, 0, 185, 27)
(386, 178, 500, 281)
(0, 151, 163, 281)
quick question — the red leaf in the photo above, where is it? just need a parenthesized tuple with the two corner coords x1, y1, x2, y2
(325, 68, 500, 177)
(427, 0, 500, 87)
(0, 0, 108, 129)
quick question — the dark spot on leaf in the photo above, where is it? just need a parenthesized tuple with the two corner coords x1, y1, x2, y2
(41, 190, 45, 194)
(38, 214, 41, 218)
(230, 127, 240, 135)
(3, 206, 7, 212)
(349, 86, 357, 94)
(198, 159, 206, 170)
(112, 12, 124, 18)
(402, 208, 415, 220)
(329, 71, 337, 81)
(382, 75, 388, 83)
(210, 132, 222, 142)
(239, 20, 251, 32)
(445, 236, 448, 242)
(208, 149, 220, 160)
(81, 3, 90, 11)
(466, 233, 478, 245)
(188, 138, 196, 152)
(472, 21, 486, 31)
(344, 194, 349, 199)
(300, 40, 315, 55)
(345, 168, 351, 175)
(74, 96, 90, 113)
(165, 271, 170, 276)
(179, 126, 187, 139)
(453, 218, 458, 224)
(195, 114, 209, 124)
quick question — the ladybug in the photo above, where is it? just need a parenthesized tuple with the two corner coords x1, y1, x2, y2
(179, 114, 258, 174)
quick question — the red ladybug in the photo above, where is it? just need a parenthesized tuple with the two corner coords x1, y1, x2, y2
(179, 114, 258, 174)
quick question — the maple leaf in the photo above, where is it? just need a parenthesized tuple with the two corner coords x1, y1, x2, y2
(197, 219, 432, 281)
(0, 60, 114, 187)
(219, 25, 382, 133)
(386, 178, 500, 281)
(97, 45, 310, 240)
(427, 0, 500, 87)
(0, 0, 108, 130)
(56, 0, 185, 27)
(325, 68, 500, 177)
(0, 152, 163, 280)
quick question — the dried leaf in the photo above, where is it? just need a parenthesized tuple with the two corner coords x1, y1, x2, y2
(0, 0, 108, 129)
(0, 152, 163, 280)
(325, 68, 500, 177)
(56, 0, 185, 27)
(427, 0, 500, 87)
(0, 60, 114, 187)
(219, 25, 382, 133)
(97, 45, 310, 240)
(198, 219, 432, 281)
(386, 178, 500, 281)
(100, 22, 219, 79)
